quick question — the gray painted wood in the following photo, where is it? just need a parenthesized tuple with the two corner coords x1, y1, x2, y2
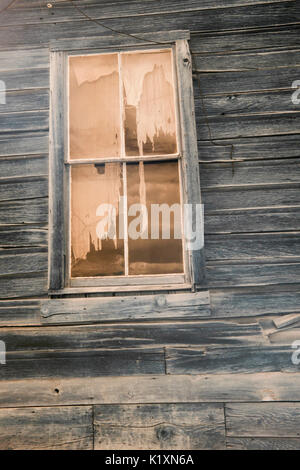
(166, 345, 296, 375)
(94, 403, 225, 450)
(0, 110, 48, 133)
(41, 291, 211, 324)
(0, 249, 47, 276)
(273, 313, 300, 329)
(2, 89, 49, 113)
(226, 403, 300, 437)
(0, 406, 93, 450)
(0, 176, 48, 202)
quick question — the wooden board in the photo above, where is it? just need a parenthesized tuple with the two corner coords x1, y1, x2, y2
(226, 403, 300, 437)
(166, 345, 295, 375)
(227, 437, 300, 450)
(0, 406, 93, 450)
(1, 320, 265, 352)
(2, 372, 300, 408)
(41, 291, 211, 324)
(1, 348, 166, 380)
(94, 403, 225, 450)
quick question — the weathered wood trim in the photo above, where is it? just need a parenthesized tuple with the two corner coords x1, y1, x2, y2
(50, 30, 190, 52)
(41, 291, 211, 324)
(48, 51, 66, 291)
(176, 39, 205, 285)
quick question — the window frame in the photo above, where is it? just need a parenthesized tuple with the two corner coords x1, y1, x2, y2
(49, 30, 205, 295)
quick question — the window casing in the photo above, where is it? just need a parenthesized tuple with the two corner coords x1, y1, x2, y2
(49, 31, 204, 294)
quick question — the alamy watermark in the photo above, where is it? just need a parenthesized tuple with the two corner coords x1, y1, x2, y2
(95, 200, 204, 251)
(291, 80, 300, 104)
(0, 341, 6, 365)
(0, 80, 6, 105)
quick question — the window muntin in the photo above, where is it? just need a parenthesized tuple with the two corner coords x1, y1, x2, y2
(67, 47, 187, 284)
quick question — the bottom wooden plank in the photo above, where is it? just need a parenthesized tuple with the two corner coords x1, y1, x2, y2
(227, 437, 300, 450)
(226, 403, 300, 438)
(1, 372, 300, 408)
(94, 403, 225, 450)
(0, 406, 93, 450)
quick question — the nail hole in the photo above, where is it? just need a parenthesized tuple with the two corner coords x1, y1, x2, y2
(54, 388, 60, 394)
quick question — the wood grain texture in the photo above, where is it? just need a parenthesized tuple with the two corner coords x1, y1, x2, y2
(1, 372, 300, 408)
(0, 406, 93, 450)
(0, 300, 41, 326)
(226, 403, 300, 437)
(0, 132, 48, 157)
(41, 291, 211, 324)
(1, 348, 166, 380)
(0, 320, 265, 352)
(166, 345, 296, 375)
(0, 226, 48, 248)
(0, 274, 47, 299)
(0, 2, 299, 50)
(0, 198, 48, 225)
(226, 437, 300, 450)
(94, 403, 225, 450)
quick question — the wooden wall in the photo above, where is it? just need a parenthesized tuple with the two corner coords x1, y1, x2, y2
(0, 0, 300, 450)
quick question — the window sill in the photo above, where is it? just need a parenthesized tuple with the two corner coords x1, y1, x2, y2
(41, 289, 211, 325)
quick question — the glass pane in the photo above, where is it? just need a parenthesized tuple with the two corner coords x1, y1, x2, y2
(69, 53, 121, 159)
(127, 161, 183, 275)
(71, 163, 124, 277)
(121, 50, 178, 156)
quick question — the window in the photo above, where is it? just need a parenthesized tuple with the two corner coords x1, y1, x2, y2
(49, 31, 204, 294)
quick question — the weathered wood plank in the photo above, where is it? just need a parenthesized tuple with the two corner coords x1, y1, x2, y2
(206, 262, 300, 287)
(0, 198, 48, 225)
(1, 320, 265, 352)
(205, 207, 300, 234)
(193, 49, 300, 72)
(0, 300, 41, 326)
(1, 372, 300, 407)
(2, 89, 49, 113)
(0, 273, 47, 299)
(94, 403, 225, 450)
(205, 232, 300, 262)
(0, 155, 47, 179)
(0, 111, 48, 134)
(200, 159, 300, 188)
(198, 135, 300, 162)
(273, 313, 300, 329)
(41, 291, 211, 324)
(0, 176, 48, 202)
(0, 249, 47, 276)
(2, 0, 293, 28)
(210, 287, 300, 318)
(194, 67, 300, 95)
(1, 349, 166, 380)
(166, 345, 295, 375)
(226, 437, 300, 450)
(0, 48, 48, 71)
(196, 90, 299, 118)
(0, 226, 48, 247)
(269, 328, 300, 345)
(226, 403, 300, 437)
(0, 406, 93, 450)
(197, 113, 300, 140)
(0, 132, 48, 157)
(0, 68, 49, 91)
(0, 3, 299, 49)
(203, 185, 300, 212)
(190, 25, 300, 54)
